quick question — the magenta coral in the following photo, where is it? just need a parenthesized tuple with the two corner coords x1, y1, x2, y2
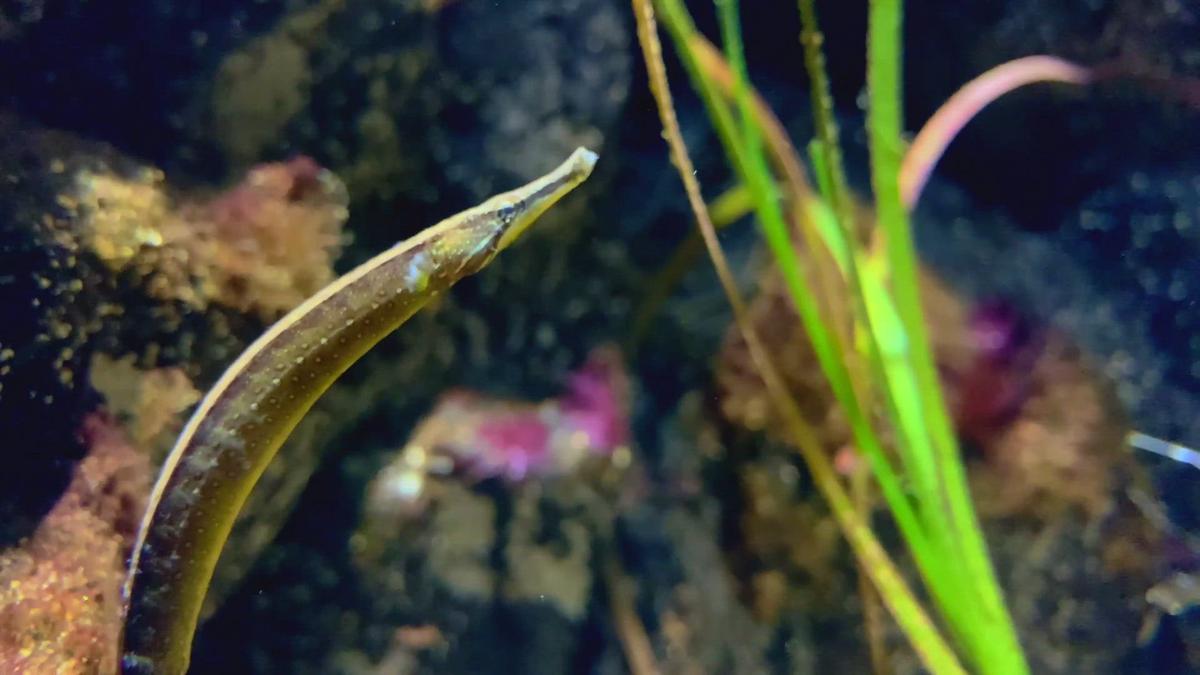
(367, 347, 632, 517)
(951, 301, 1045, 449)
(469, 346, 630, 480)
(560, 346, 631, 453)
(475, 411, 554, 481)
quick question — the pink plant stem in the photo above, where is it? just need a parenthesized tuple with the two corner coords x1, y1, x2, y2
(901, 56, 1092, 209)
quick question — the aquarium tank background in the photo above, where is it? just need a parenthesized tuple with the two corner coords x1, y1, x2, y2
(0, 0, 1198, 673)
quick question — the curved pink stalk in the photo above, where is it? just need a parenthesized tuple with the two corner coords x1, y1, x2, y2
(901, 56, 1092, 209)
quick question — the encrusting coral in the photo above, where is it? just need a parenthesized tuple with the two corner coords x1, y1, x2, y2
(88, 354, 201, 462)
(73, 155, 347, 321)
(716, 253, 1139, 521)
(0, 413, 150, 675)
(716, 261, 974, 448)
(0, 116, 350, 545)
(0, 117, 352, 671)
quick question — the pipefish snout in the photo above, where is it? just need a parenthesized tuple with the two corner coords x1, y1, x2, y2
(119, 148, 598, 675)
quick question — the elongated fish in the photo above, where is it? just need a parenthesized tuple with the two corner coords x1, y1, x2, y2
(121, 148, 598, 674)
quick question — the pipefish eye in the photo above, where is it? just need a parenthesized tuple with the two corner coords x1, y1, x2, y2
(496, 201, 517, 223)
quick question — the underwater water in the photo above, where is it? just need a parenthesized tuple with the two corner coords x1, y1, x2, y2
(0, 0, 1198, 673)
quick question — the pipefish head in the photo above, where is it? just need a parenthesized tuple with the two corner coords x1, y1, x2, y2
(428, 147, 598, 275)
(489, 146, 598, 252)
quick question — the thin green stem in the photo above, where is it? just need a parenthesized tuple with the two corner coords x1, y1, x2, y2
(661, 0, 971, 654)
(629, 2, 964, 669)
(654, 1, 1025, 670)
(711, 0, 941, 597)
(797, 0, 928, 527)
(866, 0, 1027, 672)
(796, 0, 856, 246)
(797, 0, 979, 650)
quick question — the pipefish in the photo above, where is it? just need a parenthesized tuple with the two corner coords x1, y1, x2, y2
(120, 147, 599, 674)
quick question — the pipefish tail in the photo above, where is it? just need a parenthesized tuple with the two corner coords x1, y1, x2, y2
(120, 147, 598, 675)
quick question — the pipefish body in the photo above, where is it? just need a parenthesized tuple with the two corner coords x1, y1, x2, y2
(120, 148, 598, 674)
